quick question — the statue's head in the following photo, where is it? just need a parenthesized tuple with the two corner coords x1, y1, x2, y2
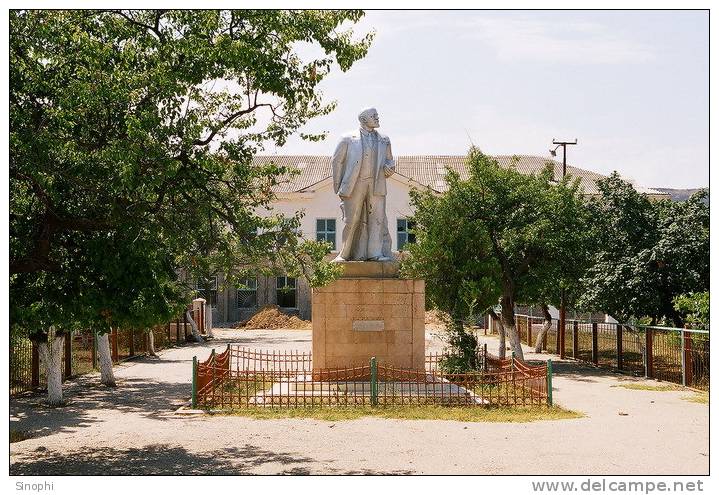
(358, 107, 380, 129)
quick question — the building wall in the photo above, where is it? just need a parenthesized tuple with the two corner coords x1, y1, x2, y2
(215, 274, 312, 326)
(270, 176, 419, 255)
(214, 176, 421, 326)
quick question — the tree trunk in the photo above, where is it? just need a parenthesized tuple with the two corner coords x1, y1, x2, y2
(38, 332, 64, 406)
(489, 309, 506, 359)
(500, 294, 524, 361)
(186, 310, 204, 343)
(147, 329, 157, 357)
(97, 332, 116, 387)
(498, 322, 507, 359)
(534, 304, 553, 353)
(504, 319, 524, 361)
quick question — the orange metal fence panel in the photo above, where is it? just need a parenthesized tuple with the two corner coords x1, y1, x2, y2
(195, 345, 549, 410)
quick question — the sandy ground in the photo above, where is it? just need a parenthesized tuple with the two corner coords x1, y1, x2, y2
(10, 328, 708, 475)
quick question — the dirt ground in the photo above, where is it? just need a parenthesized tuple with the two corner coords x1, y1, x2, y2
(10, 328, 708, 475)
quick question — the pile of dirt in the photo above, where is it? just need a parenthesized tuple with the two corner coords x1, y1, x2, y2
(235, 305, 311, 330)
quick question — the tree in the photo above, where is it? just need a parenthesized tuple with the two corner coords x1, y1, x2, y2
(9, 229, 189, 398)
(652, 190, 710, 326)
(580, 176, 709, 326)
(10, 10, 369, 403)
(520, 172, 593, 353)
(11, 9, 371, 276)
(458, 150, 592, 360)
(10, 268, 86, 405)
(400, 181, 501, 370)
(402, 148, 590, 361)
(78, 234, 188, 385)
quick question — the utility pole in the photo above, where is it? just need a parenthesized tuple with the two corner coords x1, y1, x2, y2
(549, 138, 577, 359)
(550, 139, 578, 181)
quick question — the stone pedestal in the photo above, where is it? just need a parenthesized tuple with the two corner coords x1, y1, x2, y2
(312, 261, 425, 370)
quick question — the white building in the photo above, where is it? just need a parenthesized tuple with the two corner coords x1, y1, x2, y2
(208, 155, 668, 325)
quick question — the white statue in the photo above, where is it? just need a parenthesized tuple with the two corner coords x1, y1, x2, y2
(330, 108, 395, 262)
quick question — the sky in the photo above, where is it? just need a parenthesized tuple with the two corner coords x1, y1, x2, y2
(272, 10, 709, 189)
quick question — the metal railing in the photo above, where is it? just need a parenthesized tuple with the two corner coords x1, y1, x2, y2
(10, 306, 207, 396)
(192, 345, 552, 410)
(501, 314, 709, 390)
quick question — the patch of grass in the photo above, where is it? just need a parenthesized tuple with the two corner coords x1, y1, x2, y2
(10, 430, 32, 443)
(218, 405, 583, 423)
(612, 383, 708, 404)
(682, 392, 708, 404)
(611, 383, 683, 392)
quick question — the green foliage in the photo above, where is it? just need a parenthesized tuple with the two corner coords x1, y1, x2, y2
(10, 230, 188, 337)
(458, 150, 590, 360)
(400, 177, 500, 322)
(80, 235, 188, 331)
(402, 148, 590, 361)
(10, 10, 368, 336)
(579, 176, 709, 326)
(400, 153, 500, 366)
(457, 149, 590, 307)
(673, 292, 709, 329)
(439, 348, 480, 373)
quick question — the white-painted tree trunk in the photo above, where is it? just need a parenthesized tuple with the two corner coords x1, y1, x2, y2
(505, 321, 525, 361)
(490, 312, 507, 359)
(38, 333, 64, 406)
(97, 332, 116, 386)
(147, 329, 157, 357)
(497, 320, 507, 359)
(499, 295, 524, 360)
(534, 305, 553, 353)
(186, 310, 204, 343)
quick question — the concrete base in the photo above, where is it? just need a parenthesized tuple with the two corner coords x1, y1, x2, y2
(312, 261, 425, 370)
(336, 260, 400, 278)
(249, 374, 485, 405)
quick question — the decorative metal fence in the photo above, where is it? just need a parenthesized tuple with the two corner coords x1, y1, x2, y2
(506, 314, 709, 390)
(192, 346, 551, 410)
(9, 336, 34, 396)
(10, 306, 207, 396)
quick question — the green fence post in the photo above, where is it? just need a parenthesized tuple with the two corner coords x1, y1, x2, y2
(210, 349, 216, 407)
(370, 356, 378, 406)
(192, 356, 198, 409)
(546, 359, 553, 406)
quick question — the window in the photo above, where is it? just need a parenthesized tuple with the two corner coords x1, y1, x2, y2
(276, 276, 297, 308)
(236, 278, 258, 308)
(194, 276, 218, 306)
(316, 218, 336, 250)
(396, 218, 416, 250)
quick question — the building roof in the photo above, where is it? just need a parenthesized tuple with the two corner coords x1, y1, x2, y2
(253, 155, 669, 197)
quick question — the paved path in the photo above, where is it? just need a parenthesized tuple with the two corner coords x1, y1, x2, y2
(10, 329, 708, 475)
